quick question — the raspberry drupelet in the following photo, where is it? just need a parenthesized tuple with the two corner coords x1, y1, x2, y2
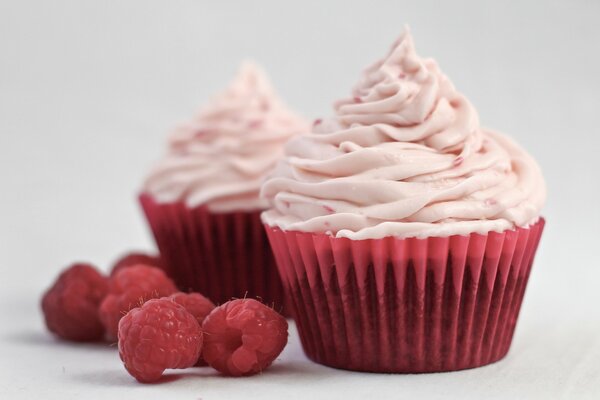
(169, 292, 216, 366)
(202, 299, 288, 376)
(41, 263, 109, 342)
(99, 265, 178, 340)
(118, 298, 203, 383)
(110, 252, 163, 277)
(169, 292, 215, 327)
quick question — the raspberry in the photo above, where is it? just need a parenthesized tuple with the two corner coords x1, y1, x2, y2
(99, 265, 178, 340)
(169, 292, 215, 326)
(118, 298, 203, 383)
(169, 292, 216, 366)
(41, 263, 109, 342)
(110, 252, 163, 276)
(202, 299, 288, 376)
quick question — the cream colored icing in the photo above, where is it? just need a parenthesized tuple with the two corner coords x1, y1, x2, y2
(261, 28, 546, 239)
(143, 61, 309, 212)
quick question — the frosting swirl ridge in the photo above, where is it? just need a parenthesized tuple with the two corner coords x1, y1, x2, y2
(261, 29, 546, 239)
(144, 62, 309, 212)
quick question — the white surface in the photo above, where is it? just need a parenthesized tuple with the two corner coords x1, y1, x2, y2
(1, 1, 599, 399)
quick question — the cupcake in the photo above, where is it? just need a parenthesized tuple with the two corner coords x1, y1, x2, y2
(141, 62, 308, 312)
(262, 28, 546, 372)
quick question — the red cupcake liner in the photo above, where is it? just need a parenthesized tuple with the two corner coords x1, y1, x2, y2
(139, 194, 288, 314)
(265, 218, 545, 373)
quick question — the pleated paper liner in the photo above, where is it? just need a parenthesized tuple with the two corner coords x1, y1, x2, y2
(139, 194, 288, 315)
(265, 218, 545, 373)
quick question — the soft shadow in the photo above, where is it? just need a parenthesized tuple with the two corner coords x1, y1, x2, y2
(180, 360, 339, 381)
(71, 369, 139, 387)
(72, 369, 212, 387)
(266, 360, 334, 377)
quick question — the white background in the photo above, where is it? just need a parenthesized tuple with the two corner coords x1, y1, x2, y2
(1, 1, 599, 399)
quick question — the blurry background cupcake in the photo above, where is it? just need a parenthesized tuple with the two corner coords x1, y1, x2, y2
(262, 28, 546, 372)
(141, 61, 309, 312)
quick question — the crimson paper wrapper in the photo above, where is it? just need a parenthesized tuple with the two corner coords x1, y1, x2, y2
(140, 194, 287, 313)
(265, 218, 545, 372)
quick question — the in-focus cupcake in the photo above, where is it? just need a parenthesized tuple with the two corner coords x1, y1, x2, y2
(141, 62, 308, 312)
(262, 28, 546, 372)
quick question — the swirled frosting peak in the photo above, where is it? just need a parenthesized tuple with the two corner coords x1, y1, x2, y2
(144, 61, 309, 212)
(261, 28, 546, 239)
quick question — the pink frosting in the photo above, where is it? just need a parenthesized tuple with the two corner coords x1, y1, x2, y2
(261, 29, 546, 239)
(144, 62, 309, 212)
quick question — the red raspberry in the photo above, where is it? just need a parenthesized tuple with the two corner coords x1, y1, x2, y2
(110, 252, 163, 276)
(118, 298, 203, 383)
(41, 263, 109, 342)
(99, 265, 177, 340)
(169, 292, 216, 366)
(169, 292, 215, 326)
(202, 299, 288, 376)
